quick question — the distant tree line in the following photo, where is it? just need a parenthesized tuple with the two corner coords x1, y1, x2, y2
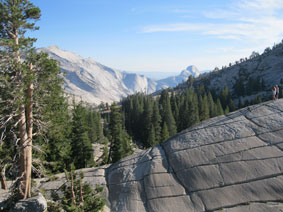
(233, 74, 266, 97)
(121, 84, 236, 148)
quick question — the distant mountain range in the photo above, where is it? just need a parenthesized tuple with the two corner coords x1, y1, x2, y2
(39, 46, 200, 104)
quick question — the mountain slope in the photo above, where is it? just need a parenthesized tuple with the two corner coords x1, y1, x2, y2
(184, 43, 283, 100)
(39, 46, 133, 104)
(34, 99, 283, 211)
(39, 46, 199, 104)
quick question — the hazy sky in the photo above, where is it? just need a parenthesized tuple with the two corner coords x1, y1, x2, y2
(32, 0, 283, 73)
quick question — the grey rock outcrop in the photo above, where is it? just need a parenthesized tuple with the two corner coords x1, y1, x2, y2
(106, 99, 283, 211)
(20, 99, 283, 211)
(9, 193, 47, 212)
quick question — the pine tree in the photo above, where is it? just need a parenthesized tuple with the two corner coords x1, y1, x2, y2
(188, 93, 200, 127)
(39, 87, 72, 174)
(142, 98, 153, 147)
(70, 102, 94, 169)
(0, 0, 41, 199)
(131, 94, 145, 141)
(86, 109, 97, 144)
(219, 86, 230, 109)
(199, 94, 209, 121)
(171, 93, 179, 125)
(94, 113, 103, 142)
(216, 98, 224, 115)
(178, 88, 198, 130)
(48, 167, 106, 212)
(224, 106, 229, 114)
(120, 130, 132, 159)
(152, 101, 162, 144)
(161, 122, 170, 143)
(160, 90, 177, 136)
(108, 103, 132, 163)
(148, 125, 156, 147)
(86, 107, 103, 144)
(178, 96, 188, 131)
(207, 92, 216, 118)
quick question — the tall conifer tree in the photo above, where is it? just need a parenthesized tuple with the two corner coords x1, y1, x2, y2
(188, 93, 200, 127)
(0, 0, 68, 199)
(207, 92, 216, 117)
(142, 98, 153, 147)
(152, 101, 162, 144)
(108, 103, 132, 163)
(148, 125, 156, 147)
(216, 98, 224, 115)
(0, 0, 41, 198)
(199, 94, 209, 121)
(160, 91, 177, 136)
(70, 102, 93, 169)
(161, 122, 170, 143)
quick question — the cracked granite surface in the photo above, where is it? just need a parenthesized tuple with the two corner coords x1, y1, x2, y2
(106, 100, 283, 211)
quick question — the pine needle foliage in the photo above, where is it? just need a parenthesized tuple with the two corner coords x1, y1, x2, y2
(48, 166, 106, 212)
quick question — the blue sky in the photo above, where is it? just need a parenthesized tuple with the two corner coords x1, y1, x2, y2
(32, 0, 283, 73)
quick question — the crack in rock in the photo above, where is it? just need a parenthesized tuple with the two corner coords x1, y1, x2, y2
(160, 143, 206, 211)
(190, 172, 283, 193)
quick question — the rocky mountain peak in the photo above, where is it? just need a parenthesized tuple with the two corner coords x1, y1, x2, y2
(180, 65, 200, 77)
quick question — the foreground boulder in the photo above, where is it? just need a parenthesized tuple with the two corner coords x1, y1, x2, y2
(9, 193, 47, 212)
(34, 99, 283, 211)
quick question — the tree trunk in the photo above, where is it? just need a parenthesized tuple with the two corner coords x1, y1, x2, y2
(24, 63, 33, 199)
(70, 169, 76, 205)
(14, 34, 30, 199)
(19, 103, 28, 197)
(79, 175, 84, 206)
(0, 165, 7, 190)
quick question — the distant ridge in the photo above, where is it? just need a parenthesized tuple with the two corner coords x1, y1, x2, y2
(38, 46, 200, 104)
(175, 41, 283, 102)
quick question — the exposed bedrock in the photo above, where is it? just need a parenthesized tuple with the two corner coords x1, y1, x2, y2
(106, 99, 283, 212)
